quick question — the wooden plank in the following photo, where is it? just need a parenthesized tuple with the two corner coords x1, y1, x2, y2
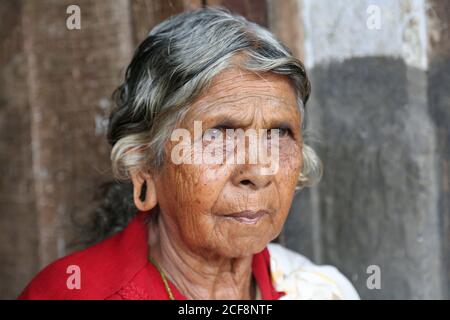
(19, 0, 135, 275)
(130, 0, 202, 45)
(267, 0, 304, 59)
(0, 0, 40, 299)
(206, 0, 268, 27)
(427, 0, 450, 299)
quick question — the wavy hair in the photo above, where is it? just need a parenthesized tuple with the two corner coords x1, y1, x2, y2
(89, 7, 322, 243)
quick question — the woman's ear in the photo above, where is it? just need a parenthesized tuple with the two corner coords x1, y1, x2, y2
(130, 169, 158, 212)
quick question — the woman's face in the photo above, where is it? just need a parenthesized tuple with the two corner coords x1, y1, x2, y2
(154, 68, 303, 258)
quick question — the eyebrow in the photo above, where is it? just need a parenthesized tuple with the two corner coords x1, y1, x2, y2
(207, 116, 296, 132)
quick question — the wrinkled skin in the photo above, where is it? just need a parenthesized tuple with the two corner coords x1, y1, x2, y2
(141, 68, 303, 299)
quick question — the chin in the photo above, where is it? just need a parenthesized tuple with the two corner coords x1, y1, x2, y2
(217, 239, 271, 258)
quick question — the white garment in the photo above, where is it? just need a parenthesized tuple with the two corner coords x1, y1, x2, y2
(268, 243, 360, 300)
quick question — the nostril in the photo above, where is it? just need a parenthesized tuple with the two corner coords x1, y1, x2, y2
(241, 179, 252, 186)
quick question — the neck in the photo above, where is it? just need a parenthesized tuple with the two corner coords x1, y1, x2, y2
(147, 213, 256, 300)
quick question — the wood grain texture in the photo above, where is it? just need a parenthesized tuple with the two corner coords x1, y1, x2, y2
(0, 0, 40, 300)
(267, 0, 304, 60)
(206, 0, 268, 27)
(130, 0, 202, 45)
(427, 0, 450, 299)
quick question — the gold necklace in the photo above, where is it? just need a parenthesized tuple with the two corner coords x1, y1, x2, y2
(149, 255, 175, 300)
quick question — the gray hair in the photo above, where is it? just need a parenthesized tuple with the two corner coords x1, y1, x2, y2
(108, 7, 322, 188)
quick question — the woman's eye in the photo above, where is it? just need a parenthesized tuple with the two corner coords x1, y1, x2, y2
(204, 126, 231, 140)
(204, 125, 234, 138)
(279, 128, 290, 137)
(268, 127, 292, 139)
(210, 128, 222, 136)
(203, 128, 221, 140)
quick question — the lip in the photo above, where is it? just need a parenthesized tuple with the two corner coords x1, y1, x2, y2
(221, 210, 269, 225)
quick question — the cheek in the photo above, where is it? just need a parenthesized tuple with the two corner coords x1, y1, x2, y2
(276, 142, 302, 208)
(161, 162, 231, 225)
(167, 137, 232, 210)
(182, 164, 230, 206)
(278, 141, 302, 183)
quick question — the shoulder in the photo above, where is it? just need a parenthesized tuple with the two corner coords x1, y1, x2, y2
(19, 214, 149, 300)
(267, 243, 360, 300)
(18, 245, 98, 300)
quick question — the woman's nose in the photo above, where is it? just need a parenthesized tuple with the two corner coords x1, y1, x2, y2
(231, 165, 273, 190)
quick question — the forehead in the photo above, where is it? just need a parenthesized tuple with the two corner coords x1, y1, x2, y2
(184, 68, 300, 123)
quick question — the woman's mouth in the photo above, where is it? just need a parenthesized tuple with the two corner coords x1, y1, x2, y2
(221, 210, 269, 224)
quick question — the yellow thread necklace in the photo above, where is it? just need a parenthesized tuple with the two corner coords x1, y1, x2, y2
(148, 255, 175, 300)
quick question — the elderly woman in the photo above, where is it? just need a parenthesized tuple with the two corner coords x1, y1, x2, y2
(19, 8, 359, 300)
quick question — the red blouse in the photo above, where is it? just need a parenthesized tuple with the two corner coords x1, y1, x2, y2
(19, 211, 285, 300)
